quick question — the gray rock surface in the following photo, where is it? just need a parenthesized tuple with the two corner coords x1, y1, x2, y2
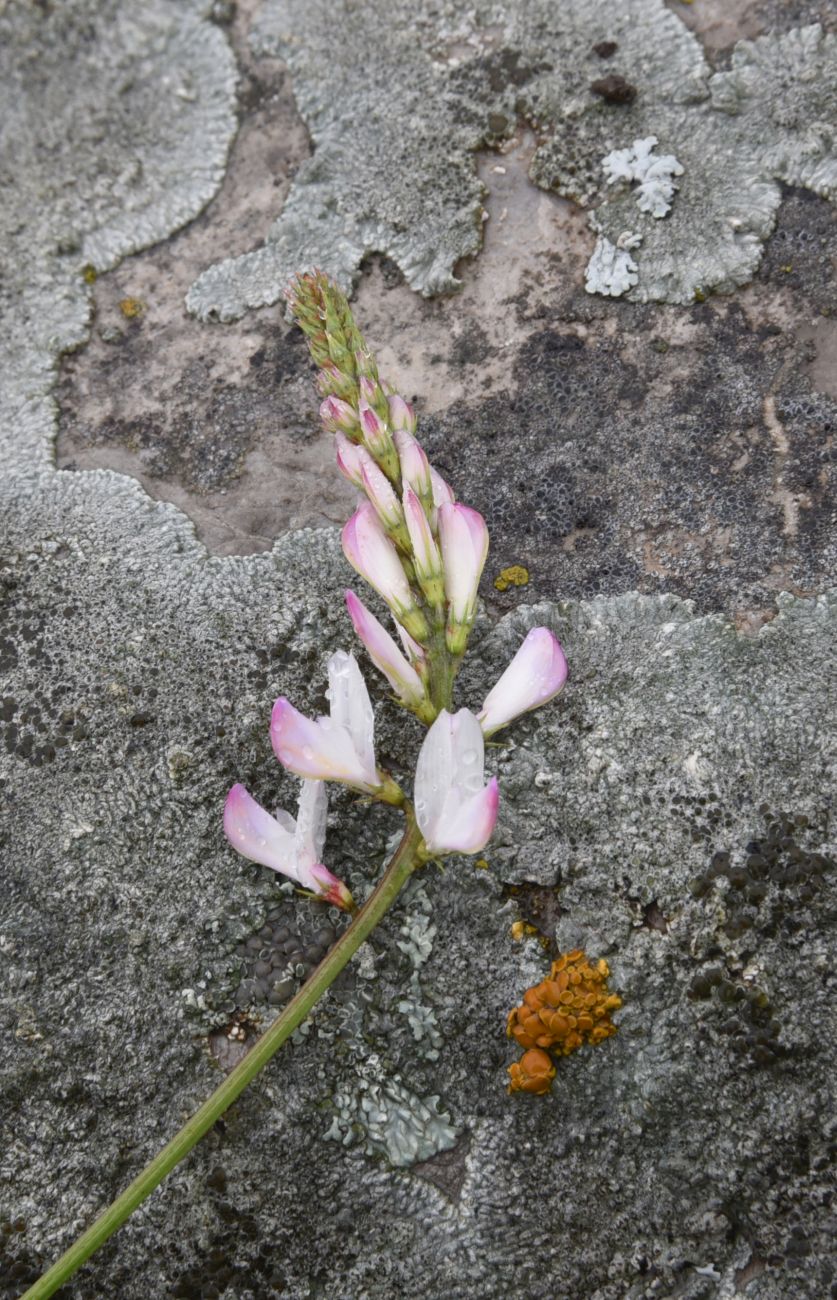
(1, 0, 836, 1298)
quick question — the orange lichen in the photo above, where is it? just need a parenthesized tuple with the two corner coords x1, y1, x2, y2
(119, 296, 145, 319)
(494, 564, 529, 591)
(506, 949, 622, 1094)
(507, 1048, 556, 1096)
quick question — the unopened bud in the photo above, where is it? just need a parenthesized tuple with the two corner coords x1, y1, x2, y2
(320, 395, 360, 437)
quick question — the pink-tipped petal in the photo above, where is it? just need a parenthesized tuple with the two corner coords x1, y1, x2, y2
(394, 428, 432, 499)
(403, 485, 441, 585)
(270, 697, 376, 789)
(477, 627, 569, 737)
(223, 783, 300, 881)
(432, 777, 499, 855)
(438, 503, 489, 638)
(430, 466, 455, 509)
(345, 591, 426, 706)
(415, 708, 498, 855)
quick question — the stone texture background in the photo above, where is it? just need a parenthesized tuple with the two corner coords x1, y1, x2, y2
(1, 1, 835, 1298)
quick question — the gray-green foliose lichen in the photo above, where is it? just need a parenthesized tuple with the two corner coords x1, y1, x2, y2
(186, 1, 836, 317)
(0, 0, 237, 470)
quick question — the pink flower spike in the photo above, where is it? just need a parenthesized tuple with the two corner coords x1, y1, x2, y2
(414, 708, 499, 855)
(438, 502, 489, 653)
(477, 628, 569, 738)
(270, 654, 380, 793)
(223, 781, 354, 909)
(345, 590, 427, 709)
(342, 503, 428, 641)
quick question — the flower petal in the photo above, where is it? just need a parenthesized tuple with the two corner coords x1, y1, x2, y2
(223, 783, 300, 881)
(326, 651, 378, 785)
(438, 502, 488, 632)
(345, 590, 426, 706)
(293, 779, 328, 869)
(429, 777, 499, 854)
(342, 503, 414, 614)
(415, 709, 498, 854)
(270, 697, 376, 789)
(478, 628, 569, 737)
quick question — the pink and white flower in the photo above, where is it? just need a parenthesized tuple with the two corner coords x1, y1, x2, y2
(403, 486, 444, 607)
(223, 780, 353, 910)
(477, 627, 569, 737)
(342, 502, 428, 642)
(388, 394, 417, 434)
(320, 395, 360, 437)
(438, 502, 489, 653)
(360, 456, 406, 535)
(414, 708, 499, 855)
(271, 651, 381, 793)
(335, 431, 369, 487)
(394, 427, 432, 503)
(345, 590, 429, 713)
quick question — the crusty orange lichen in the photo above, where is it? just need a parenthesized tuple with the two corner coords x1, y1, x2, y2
(507, 1048, 556, 1096)
(506, 949, 621, 1094)
(494, 564, 530, 592)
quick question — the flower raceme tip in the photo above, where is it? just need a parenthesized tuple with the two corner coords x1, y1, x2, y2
(414, 708, 499, 855)
(223, 781, 354, 910)
(478, 627, 569, 738)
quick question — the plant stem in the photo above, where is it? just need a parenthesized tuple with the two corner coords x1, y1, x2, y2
(23, 814, 425, 1300)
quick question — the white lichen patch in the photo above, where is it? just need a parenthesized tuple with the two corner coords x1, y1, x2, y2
(602, 137, 684, 219)
(584, 231, 642, 298)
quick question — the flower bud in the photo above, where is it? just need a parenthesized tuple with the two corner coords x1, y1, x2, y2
(394, 428, 432, 506)
(438, 503, 489, 655)
(342, 503, 429, 642)
(320, 395, 360, 438)
(335, 432, 369, 488)
(360, 457, 408, 544)
(388, 394, 417, 433)
(358, 400, 400, 484)
(403, 486, 444, 608)
(345, 590, 431, 718)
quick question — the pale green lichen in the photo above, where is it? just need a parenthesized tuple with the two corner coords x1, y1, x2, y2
(186, 2, 837, 316)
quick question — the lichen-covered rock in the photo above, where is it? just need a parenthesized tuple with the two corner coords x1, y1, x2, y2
(1, 461, 834, 1294)
(186, 1, 837, 314)
(0, 0, 237, 469)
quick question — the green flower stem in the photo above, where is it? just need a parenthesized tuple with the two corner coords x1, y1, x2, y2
(23, 813, 426, 1300)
